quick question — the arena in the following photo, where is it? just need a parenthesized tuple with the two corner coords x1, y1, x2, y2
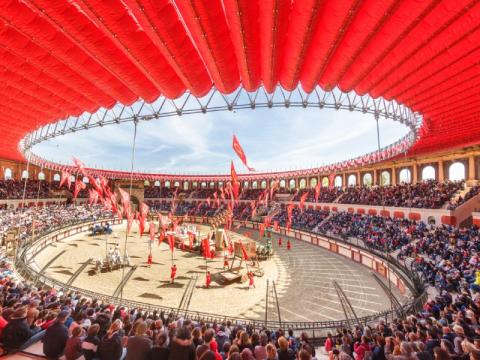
(1, 1, 480, 360)
(28, 222, 405, 323)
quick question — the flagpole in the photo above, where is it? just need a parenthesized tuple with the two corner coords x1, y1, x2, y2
(120, 120, 138, 304)
(375, 117, 395, 321)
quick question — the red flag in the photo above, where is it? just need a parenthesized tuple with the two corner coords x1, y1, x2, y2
(230, 161, 240, 200)
(127, 210, 134, 235)
(118, 188, 130, 215)
(140, 202, 149, 216)
(158, 231, 165, 245)
(239, 241, 249, 260)
(206, 197, 211, 207)
(259, 224, 265, 239)
(60, 171, 71, 188)
(287, 204, 294, 224)
(168, 234, 175, 253)
(73, 180, 86, 199)
(315, 182, 321, 202)
(188, 233, 194, 249)
(274, 220, 279, 231)
(72, 157, 87, 176)
(203, 238, 211, 259)
(149, 222, 155, 241)
(232, 134, 255, 171)
(329, 173, 336, 190)
(299, 191, 308, 211)
(88, 189, 99, 205)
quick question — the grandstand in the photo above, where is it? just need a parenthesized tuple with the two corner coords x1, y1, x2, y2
(1, 1, 480, 360)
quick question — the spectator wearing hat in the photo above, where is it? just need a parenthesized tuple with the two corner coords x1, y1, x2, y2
(43, 310, 70, 359)
(0, 306, 43, 350)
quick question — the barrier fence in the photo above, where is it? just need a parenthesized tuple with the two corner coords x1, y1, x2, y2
(14, 216, 428, 334)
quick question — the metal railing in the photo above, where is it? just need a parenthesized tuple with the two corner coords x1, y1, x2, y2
(14, 217, 428, 333)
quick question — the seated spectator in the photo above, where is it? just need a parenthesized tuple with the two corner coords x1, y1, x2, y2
(43, 310, 70, 359)
(1, 306, 43, 350)
(65, 326, 85, 360)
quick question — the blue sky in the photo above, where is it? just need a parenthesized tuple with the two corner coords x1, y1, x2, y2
(33, 107, 410, 174)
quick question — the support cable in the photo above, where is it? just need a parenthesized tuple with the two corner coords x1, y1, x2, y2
(119, 120, 138, 303)
(376, 117, 396, 321)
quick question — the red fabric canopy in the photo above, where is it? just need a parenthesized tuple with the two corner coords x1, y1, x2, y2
(0, 0, 479, 161)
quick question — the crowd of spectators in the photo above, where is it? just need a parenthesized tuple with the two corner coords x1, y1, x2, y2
(240, 190, 265, 200)
(0, 205, 111, 244)
(447, 185, 480, 210)
(0, 202, 479, 359)
(339, 181, 464, 209)
(0, 246, 320, 359)
(0, 180, 55, 200)
(192, 189, 218, 199)
(144, 187, 178, 199)
(292, 188, 344, 203)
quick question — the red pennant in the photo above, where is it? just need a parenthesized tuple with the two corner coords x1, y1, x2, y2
(232, 134, 255, 171)
(149, 222, 155, 241)
(60, 171, 71, 189)
(315, 182, 321, 202)
(240, 241, 249, 260)
(72, 157, 88, 176)
(230, 161, 240, 200)
(329, 173, 336, 190)
(168, 234, 175, 253)
(73, 180, 86, 199)
(299, 192, 308, 211)
(203, 238, 211, 259)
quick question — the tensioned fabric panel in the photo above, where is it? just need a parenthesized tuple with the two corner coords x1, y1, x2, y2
(0, 0, 479, 163)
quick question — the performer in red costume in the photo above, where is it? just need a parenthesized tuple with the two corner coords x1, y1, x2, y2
(287, 239, 291, 250)
(278, 237, 282, 246)
(147, 253, 152, 267)
(206, 271, 212, 288)
(170, 264, 177, 284)
(223, 256, 229, 269)
(248, 271, 255, 289)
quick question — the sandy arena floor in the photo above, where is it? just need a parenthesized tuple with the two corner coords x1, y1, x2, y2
(32, 222, 407, 322)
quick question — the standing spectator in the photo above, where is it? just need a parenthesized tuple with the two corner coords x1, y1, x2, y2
(278, 336, 295, 360)
(147, 331, 169, 360)
(353, 336, 371, 360)
(82, 323, 101, 360)
(126, 321, 152, 360)
(254, 333, 268, 360)
(43, 310, 70, 359)
(98, 319, 125, 360)
(325, 333, 334, 353)
(168, 326, 195, 360)
(216, 325, 229, 351)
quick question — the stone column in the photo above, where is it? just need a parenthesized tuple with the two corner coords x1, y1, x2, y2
(392, 167, 397, 185)
(412, 164, 418, 183)
(438, 161, 444, 182)
(468, 155, 476, 182)
(373, 169, 377, 186)
(342, 173, 346, 188)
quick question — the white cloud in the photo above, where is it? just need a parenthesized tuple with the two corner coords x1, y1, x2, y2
(33, 107, 410, 174)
